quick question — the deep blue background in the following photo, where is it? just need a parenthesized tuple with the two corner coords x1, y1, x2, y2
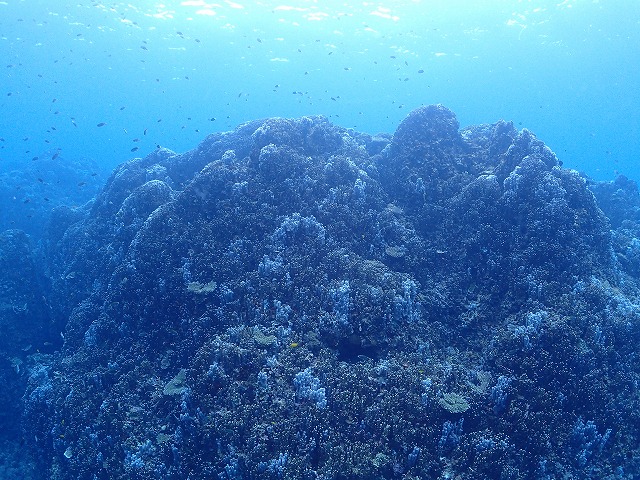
(1, 0, 638, 181)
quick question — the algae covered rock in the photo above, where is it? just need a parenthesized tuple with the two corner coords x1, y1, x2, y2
(19, 107, 640, 479)
(0, 229, 52, 445)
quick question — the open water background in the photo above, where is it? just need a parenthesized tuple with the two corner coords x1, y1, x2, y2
(1, 0, 639, 181)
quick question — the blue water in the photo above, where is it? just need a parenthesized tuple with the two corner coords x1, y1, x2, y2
(1, 0, 639, 180)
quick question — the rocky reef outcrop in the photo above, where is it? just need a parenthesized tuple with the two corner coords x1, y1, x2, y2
(14, 106, 640, 479)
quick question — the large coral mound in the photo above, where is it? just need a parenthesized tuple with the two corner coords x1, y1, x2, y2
(22, 106, 640, 479)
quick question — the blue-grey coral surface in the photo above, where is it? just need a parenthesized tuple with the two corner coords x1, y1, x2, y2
(5, 106, 640, 479)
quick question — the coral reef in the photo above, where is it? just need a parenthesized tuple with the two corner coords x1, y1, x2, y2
(5, 106, 640, 478)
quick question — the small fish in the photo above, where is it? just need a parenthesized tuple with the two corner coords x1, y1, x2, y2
(132, 138, 139, 142)
(52, 152, 60, 160)
(119, 106, 126, 110)
(97, 122, 106, 127)
(32, 156, 39, 161)
(131, 147, 139, 152)
(78, 181, 86, 186)
(418, 69, 424, 73)
(141, 45, 148, 50)
(143, 128, 148, 135)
